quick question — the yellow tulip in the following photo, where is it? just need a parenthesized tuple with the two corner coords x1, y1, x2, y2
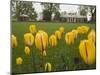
(77, 26, 89, 34)
(35, 30, 48, 53)
(24, 33, 34, 46)
(88, 29, 96, 43)
(65, 32, 75, 45)
(12, 34, 17, 48)
(72, 29, 78, 39)
(45, 62, 52, 72)
(24, 46, 30, 55)
(38, 30, 48, 45)
(55, 30, 61, 40)
(16, 57, 23, 65)
(77, 26, 81, 34)
(49, 34, 57, 47)
(29, 24, 37, 34)
(79, 39, 96, 64)
(59, 26, 64, 34)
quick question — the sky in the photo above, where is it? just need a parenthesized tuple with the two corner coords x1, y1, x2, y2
(60, 4, 79, 13)
(33, 2, 80, 14)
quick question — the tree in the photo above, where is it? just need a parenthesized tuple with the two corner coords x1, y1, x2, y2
(42, 9, 51, 21)
(11, 0, 16, 19)
(79, 5, 88, 16)
(79, 5, 96, 22)
(41, 3, 60, 21)
(54, 11, 61, 21)
(11, 0, 37, 21)
(91, 6, 96, 22)
(79, 5, 96, 16)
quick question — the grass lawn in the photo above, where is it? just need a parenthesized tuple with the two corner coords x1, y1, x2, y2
(12, 22, 96, 74)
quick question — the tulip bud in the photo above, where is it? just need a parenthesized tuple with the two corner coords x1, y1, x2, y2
(72, 29, 78, 38)
(43, 50, 46, 56)
(45, 62, 52, 72)
(12, 34, 17, 48)
(24, 33, 34, 46)
(88, 29, 96, 43)
(29, 24, 37, 34)
(49, 34, 57, 47)
(77, 26, 81, 34)
(16, 57, 23, 65)
(59, 26, 64, 34)
(79, 39, 96, 64)
(55, 30, 61, 40)
(24, 46, 30, 55)
(65, 32, 75, 45)
(35, 30, 48, 52)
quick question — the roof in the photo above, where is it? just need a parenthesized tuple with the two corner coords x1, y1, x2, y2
(60, 12, 87, 18)
(20, 14, 29, 17)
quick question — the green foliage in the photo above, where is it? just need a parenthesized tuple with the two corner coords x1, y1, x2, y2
(42, 10, 51, 21)
(79, 6, 88, 16)
(41, 3, 60, 21)
(54, 11, 61, 21)
(11, 1, 37, 21)
(79, 5, 96, 16)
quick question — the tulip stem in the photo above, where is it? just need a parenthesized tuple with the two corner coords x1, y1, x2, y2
(40, 50, 45, 72)
(42, 51, 44, 69)
(31, 47, 36, 72)
(18, 65, 21, 73)
(61, 55, 67, 70)
(26, 56, 31, 72)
